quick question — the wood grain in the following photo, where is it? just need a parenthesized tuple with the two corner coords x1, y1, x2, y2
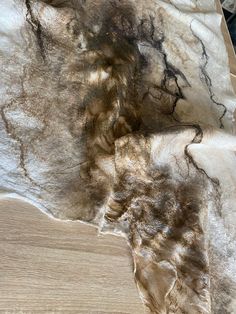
(231, 74, 236, 92)
(215, 0, 236, 92)
(216, 0, 236, 76)
(0, 199, 145, 314)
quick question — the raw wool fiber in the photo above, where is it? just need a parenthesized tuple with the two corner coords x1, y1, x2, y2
(0, 0, 236, 313)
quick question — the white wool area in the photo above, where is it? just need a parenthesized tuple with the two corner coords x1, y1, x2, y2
(0, 0, 236, 313)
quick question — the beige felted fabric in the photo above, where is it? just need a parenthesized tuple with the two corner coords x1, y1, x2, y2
(0, 1, 236, 313)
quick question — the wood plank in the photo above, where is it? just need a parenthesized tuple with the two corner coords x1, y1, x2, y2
(216, 0, 236, 75)
(0, 199, 145, 314)
(230, 73, 236, 92)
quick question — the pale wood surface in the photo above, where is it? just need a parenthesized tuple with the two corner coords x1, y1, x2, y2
(0, 199, 145, 314)
(216, 0, 236, 76)
(231, 74, 236, 92)
(216, 0, 236, 91)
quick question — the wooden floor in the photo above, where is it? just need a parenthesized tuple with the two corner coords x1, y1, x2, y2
(216, 0, 236, 77)
(0, 199, 145, 314)
(216, 0, 236, 90)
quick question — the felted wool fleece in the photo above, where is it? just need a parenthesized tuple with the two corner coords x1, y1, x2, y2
(0, 1, 236, 313)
